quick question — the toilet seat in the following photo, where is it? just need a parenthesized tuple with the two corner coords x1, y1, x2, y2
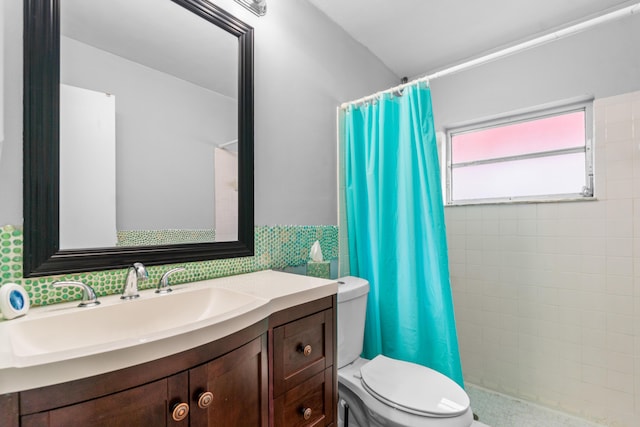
(359, 355, 469, 417)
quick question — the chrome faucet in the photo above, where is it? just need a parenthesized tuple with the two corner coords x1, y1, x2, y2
(52, 281, 100, 307)
(156, 267, 186, 294)
(121, 262, 148, 300)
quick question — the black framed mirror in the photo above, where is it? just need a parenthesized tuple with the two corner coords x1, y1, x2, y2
(23, 0, 254, 277)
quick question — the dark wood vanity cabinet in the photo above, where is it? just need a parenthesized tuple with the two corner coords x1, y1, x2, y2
(8, 322, 268, 427)
(0, 295, 337, 427)
(270, 296, 337, 427)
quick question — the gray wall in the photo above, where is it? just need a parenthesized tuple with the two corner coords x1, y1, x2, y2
(0, 0, 398, 228)
(0, 0, 21, 226)
(249, 0, 399, 225)
(430, 12, 640, 130)
(62, 36, 236, 230)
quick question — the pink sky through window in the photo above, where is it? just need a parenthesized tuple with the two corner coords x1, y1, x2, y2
(452, 111, 585, 164)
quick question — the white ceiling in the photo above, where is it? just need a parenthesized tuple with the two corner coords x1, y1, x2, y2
(306, 0, 638, 78)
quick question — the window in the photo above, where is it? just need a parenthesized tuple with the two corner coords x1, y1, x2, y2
(445, 100, 593, 204)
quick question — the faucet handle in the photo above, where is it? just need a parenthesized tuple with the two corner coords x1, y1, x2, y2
(156, 267, 186, 294)
(52, 281, 100, 307)
(133, 262, 149, 281)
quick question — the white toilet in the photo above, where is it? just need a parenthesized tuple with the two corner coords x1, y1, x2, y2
(337, 276, 474, 427)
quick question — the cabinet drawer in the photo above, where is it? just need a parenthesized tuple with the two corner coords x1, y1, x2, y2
(273, 309, 333, 395)
(273, 368, 333, 427)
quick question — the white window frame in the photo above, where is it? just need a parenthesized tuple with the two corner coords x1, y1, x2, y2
(444, 98, 594, 205)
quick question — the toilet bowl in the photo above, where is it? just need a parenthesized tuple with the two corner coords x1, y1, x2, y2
(337, 276, 473, 427)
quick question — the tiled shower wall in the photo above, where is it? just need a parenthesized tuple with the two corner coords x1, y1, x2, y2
(0, 225, 337, 307)
(448, 90, 640, 427)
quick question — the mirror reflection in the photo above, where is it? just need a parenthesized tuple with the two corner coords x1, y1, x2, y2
(59, 0, 239, 249)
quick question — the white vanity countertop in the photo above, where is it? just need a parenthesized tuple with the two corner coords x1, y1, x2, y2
(0, 270, 337, 394)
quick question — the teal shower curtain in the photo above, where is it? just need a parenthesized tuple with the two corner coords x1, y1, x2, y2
(340, 82, 464, 387)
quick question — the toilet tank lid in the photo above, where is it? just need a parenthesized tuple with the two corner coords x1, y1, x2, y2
(337, 276, 369, 302)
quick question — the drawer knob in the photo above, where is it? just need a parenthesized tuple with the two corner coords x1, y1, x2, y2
(197, 391, 214, 409)
(172, 402, 189, 422)
(298, 344, 312, 357)
(301, 406, 312, 420)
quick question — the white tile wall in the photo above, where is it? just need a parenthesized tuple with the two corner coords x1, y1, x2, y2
(447, 90, 640, 427)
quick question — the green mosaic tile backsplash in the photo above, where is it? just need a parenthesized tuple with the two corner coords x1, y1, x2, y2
(0, 224, 338, 307)
(116, 229, 217, 246)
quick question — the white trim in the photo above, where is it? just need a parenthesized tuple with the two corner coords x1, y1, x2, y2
(444, 100, 594, 205)
(447, 195, 599, 207)
(443, 95, 594, 133)
(217, 139, 238, 148)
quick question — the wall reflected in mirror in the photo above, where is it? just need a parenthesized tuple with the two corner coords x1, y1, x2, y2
(59, 0, 239, 250)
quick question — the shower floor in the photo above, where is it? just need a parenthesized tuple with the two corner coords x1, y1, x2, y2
(466, 384, 606, 427)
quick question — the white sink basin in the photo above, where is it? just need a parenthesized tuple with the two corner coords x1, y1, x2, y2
(6, 285, 268, 365)
(0, 270, 338, 394)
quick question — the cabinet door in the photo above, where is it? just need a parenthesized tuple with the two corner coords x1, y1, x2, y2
(21, 373, 189, 427)
(189, 335, 268, 427)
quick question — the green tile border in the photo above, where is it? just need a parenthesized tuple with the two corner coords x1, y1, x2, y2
(0, 224, 338, 308)
(116, 229, 216, 246)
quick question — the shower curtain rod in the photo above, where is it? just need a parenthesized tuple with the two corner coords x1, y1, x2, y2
(340, 1, 640, 110)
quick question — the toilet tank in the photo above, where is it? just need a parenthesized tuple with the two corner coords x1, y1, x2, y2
(337, 276, 370, 369)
